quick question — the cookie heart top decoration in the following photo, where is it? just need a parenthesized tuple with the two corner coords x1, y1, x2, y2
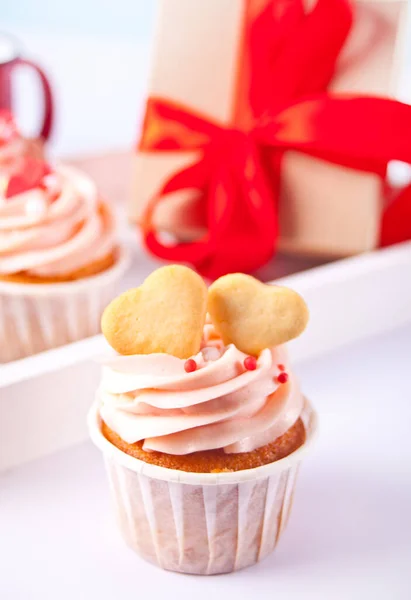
(101, 265, 308, 359)
(208, 273, 309, 355)
(102, 265, 208, 358)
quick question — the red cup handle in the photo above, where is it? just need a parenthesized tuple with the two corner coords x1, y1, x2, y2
(13, 58, 54, 141)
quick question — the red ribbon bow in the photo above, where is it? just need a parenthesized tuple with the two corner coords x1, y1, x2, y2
(139, 0, 411, 279)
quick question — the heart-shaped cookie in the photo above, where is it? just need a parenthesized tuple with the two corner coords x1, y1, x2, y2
(101, 265, 208, 358)
(208, 273, 309, 355)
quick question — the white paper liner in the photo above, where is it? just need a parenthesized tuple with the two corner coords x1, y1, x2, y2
(88, 399, 317, 574)
(0, 246, 130, 363)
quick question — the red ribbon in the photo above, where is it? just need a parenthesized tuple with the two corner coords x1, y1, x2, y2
(139, 0, 411, 279)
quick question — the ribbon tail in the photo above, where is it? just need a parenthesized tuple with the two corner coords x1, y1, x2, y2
(196, 140, 278, 278)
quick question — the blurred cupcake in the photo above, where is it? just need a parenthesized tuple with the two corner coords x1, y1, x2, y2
(0, 121, 129, 361)
(88, 266, 317, 575)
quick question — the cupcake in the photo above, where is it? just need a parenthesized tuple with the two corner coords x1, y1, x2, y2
(88, 265, 317, 575)
(0, 120, 129, 361)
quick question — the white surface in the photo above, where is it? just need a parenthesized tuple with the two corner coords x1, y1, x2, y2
(1, 241, 411, 471)
(1, 325, 411, 599)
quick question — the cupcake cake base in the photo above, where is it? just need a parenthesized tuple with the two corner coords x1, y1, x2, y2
(0, 250, 117, 284)
(101, 417, 306, 473)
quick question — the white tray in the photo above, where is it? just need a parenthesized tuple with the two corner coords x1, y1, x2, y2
(1, 315, 410, 599)
(1, 241, 411, 471)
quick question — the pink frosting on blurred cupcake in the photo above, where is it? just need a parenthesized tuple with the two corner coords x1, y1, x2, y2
(0, 163, 117, 279)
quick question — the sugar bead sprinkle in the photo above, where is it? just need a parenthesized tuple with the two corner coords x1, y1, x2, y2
(184, 358, 197, 373)
(277, 372, 289, 384)
(244, 356, 257, 371)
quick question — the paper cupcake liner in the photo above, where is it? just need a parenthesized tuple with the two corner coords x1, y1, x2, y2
(0, 246, 130, 363)
(88, 399, 317, 575)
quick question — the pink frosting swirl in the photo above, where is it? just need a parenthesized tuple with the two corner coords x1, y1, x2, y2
(98, 325, 304, 455)
(0, 165, 116, 277)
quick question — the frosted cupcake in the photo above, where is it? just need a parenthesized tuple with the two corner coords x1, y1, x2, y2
(0, 135, 129, 361)
(88, 265, 317, 575)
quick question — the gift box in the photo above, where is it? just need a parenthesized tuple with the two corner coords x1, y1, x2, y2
(130, 0, 410, 278)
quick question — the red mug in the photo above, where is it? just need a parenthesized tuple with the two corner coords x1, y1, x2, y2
(0, 33, 53, 140)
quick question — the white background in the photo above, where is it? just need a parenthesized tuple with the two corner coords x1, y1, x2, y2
(2, 1, 156, 156)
